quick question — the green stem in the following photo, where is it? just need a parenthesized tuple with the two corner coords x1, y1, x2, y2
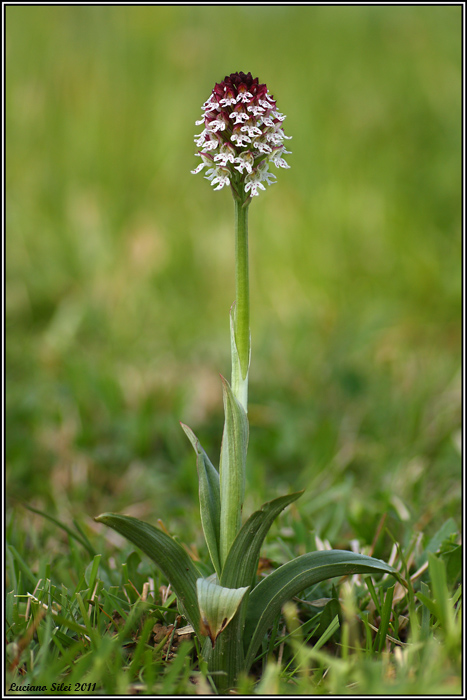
(218, 197, 250, 568)
(233, 199, 250, 410)
(205, 598, 248, 691)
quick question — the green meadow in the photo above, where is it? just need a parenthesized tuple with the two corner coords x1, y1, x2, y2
(6, 6, 461, 694)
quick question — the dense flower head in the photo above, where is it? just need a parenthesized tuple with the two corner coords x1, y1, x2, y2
(192, 72, 291, 200)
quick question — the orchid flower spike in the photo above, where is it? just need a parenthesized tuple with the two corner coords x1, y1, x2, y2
(192, 71, 291, 203)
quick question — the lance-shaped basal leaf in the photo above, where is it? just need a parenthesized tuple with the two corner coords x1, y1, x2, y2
(244, 549, 402, 670)
(180, 423, 221, 577)
(230, 304, 250, 411)
(219, 376, 249, 566)
(95, 513, 202, 637)
(197, 577, 249, 649)
(221, 491, 304, 589)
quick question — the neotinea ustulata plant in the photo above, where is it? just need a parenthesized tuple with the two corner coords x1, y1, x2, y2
(96, 72, 402, 691)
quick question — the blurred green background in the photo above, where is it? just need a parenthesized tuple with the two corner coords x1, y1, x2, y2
(6, 6, 461, 550)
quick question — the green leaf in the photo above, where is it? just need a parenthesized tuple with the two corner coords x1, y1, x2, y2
(244, 549, 400, 670)
(219, 376, 249, 567)
(95, 513, 202, 637)
(181, 423, 222, 577)
(443, 545, 462, 586)
(221, 491, 303, 589)
(197, 577, 249, 648)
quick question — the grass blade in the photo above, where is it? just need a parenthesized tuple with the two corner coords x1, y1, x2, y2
(7, 544, 37, 589)
(375, 583, 395, 652)
(23, 504, 96, 556)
